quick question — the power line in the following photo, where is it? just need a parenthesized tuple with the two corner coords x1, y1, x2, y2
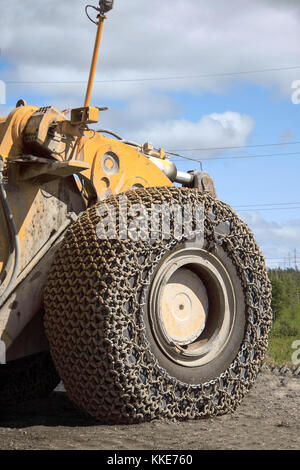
(171, 151, 300, 162)
(169, 141, 300, 153)
(237, 206, 300, 212)
(266, 250, 300, 269)
(231, 201, 300, 213)
(5, 65, 300, 85)
(227, 202, 300, 213)
(167, 152, 203, 163)
(234, 202, 300, 208)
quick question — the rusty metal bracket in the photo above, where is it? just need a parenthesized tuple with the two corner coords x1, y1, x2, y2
(70, 107, 100, 125)
(0, 156, 21, 305)
(9, 156, 90, 181)
(185, 171, 218, 198)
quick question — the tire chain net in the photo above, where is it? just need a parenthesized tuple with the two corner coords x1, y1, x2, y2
(44, 187, 272, 424)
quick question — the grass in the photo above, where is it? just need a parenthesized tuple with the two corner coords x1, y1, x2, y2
(266, 313, 300, 365)
(266, 269, 300, 366)
(267, 333, 299, 366)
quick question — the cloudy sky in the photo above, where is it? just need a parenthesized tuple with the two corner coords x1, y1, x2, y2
(0, 0, 300, 268)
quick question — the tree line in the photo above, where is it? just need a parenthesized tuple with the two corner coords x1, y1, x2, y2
(268, 268, 300, 337)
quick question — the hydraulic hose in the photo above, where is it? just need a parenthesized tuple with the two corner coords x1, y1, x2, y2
(96, 129, 142, 149)
(96, 128, 123, 140)
(0, 157, 21, 306)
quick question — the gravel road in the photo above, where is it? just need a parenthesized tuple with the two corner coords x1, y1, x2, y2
(0, 369, 299, 450)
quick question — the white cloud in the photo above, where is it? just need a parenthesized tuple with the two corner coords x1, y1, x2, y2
(239, 212, 300, 267)
(1, 0, 298, 149)
(1, 0, 299, 97)
(129, 111, 255, 151)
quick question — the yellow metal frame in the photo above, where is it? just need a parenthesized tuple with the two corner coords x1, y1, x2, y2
(84, 14, 106, 108)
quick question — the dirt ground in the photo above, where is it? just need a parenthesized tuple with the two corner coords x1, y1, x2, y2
(0, 370, 299, 451)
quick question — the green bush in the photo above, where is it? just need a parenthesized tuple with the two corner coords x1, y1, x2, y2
(271, 320, 299, 338)
(267, 335, 299, 365)
(267, 268, 300, 364)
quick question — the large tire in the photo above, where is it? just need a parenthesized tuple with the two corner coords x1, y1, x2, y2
(44, 187, 272, 423)
(0, 351, 60, 408)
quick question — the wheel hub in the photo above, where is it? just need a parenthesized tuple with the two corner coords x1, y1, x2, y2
(160, 268, 208, 345)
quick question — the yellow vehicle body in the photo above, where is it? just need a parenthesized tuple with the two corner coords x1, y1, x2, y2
(0, 102, 173, 361)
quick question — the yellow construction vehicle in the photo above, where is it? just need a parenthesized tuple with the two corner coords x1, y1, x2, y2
(0, 1, 272, 423)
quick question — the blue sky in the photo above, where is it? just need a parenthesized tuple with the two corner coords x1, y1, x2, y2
(168, 84, 300, 216)
(1, 0, 300, 268)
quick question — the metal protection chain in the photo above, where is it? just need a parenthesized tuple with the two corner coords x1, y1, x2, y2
(44, 187, 272, 423)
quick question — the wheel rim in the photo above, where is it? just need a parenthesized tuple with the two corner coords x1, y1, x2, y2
(160, 268, 208, 345)
(149, 247, 236, 368)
